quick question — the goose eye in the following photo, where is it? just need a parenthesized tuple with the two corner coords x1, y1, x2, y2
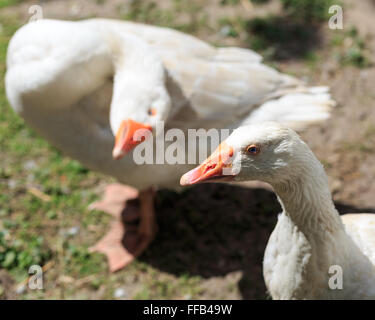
(246, 145, 260, 155)
(148, 108, 157, 116)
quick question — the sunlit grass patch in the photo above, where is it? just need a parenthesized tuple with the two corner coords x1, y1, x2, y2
(330, 26, 372, 68)
(122, 0, 208, 34)
(0, 0, 21, 9)
(281, 0, 336, 22)
(132, 267, 203, 300)
(337, 27, 372, 68)
(0, 14, 111, 297)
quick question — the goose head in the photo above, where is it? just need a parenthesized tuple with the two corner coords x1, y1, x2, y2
(110, 79, 171, 160)
(180, 122, 311, 186)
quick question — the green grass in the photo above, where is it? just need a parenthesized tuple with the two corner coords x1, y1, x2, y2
(218, 17, 246, 38)
(330, 26, 372, 68)
(281, 0, 336, 22)
(221, 0, 334, 21)
(0, 14, 113, 297)
(0, 0, 21, 9)
(220, 0, 270, 5)
(122, 0, 209, 34)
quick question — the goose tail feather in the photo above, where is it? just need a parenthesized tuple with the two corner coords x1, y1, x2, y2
(242, 86, 336, 130)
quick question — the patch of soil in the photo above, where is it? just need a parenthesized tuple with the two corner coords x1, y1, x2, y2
(0, 270, 16, 300)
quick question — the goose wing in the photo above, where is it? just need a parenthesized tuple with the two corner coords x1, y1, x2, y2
(152, 32, 334, 130)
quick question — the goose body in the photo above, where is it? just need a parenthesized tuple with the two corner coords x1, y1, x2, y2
(264, 209, 375, 299)
(6, 18, 335, 190)
(181, 122, 375, 299)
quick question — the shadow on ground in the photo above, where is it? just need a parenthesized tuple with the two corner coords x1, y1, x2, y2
(246, 16, 323, 61)
(139, 183, 375, 299)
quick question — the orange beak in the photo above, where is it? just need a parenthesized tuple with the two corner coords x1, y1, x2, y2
(180, 142, 235, 186)
(112, 119, 152, 160)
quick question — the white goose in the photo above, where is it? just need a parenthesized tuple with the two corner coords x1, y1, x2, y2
(181, 122, 375, 299)
(6, 18, 335, 272)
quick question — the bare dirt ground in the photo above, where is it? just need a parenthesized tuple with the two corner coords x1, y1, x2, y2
(0, 0, 374, 300)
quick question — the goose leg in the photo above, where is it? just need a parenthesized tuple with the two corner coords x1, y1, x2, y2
(134, 188, 158, 255)
(88, 184, 139, 220)
(89, 184, 157, 272)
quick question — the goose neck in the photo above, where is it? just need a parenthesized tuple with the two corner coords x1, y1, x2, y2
(272, 156, 343, 236)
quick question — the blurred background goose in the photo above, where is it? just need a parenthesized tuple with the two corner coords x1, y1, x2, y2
(181, 122, 375, 299)
(6, 18, 335, 272)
